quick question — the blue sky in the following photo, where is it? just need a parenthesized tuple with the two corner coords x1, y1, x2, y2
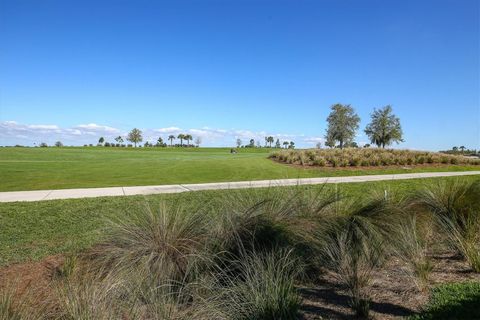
(0, 0, 478, 149)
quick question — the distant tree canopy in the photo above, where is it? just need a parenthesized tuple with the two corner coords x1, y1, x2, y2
(115, 136, 124, 144)
(177, 134, 185, 146)
(275, 139, 281, 148)
(98, 137, 105, 144)
(267, 136, 274, 147)
(236, 138, 242, 148)
(55, 141, 63, 147)
(168, 135, 175, 146)
(184, 134, 193, 146)
(364, 105, 403, 148)
(325, 104, 360, 149)
(127, 128, 143, 147)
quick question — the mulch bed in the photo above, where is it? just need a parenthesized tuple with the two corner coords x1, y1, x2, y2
(300, 252, 480, 319)
(1, 253, 479, 319)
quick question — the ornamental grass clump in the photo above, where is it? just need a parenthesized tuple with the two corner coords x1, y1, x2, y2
(84, 201, 211, 283)
(204, 249, 302, 320)
(269, 148, 477, 168)
(414, 180, 480, 272)
(395, 216, 433, 291)
(313, 192, 403, 317)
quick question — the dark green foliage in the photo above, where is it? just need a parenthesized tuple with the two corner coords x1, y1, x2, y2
(410, 282, 480, 320)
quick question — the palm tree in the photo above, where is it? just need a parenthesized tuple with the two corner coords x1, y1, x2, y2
(267, 136, 274, 148)
(168, 135, 175, 146)
(184, 134, 192, 146)
(177, 134, 185, 147)
(459, 146, 466, 153)
(283, 141, 289, 149)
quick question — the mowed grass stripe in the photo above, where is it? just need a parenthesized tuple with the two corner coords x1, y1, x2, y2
(0, 147, 479, 191)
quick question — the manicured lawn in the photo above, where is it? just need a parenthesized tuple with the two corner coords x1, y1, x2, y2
(0, 147, 478, 191)
(0, 175, 478, 266)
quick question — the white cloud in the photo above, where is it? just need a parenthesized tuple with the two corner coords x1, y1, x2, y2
(27, 124, 60, 130)
(75, 123, 119, 133)
(153, 126, 182, 133)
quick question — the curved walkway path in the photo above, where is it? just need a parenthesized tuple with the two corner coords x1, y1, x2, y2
(1, 171, 480, 203)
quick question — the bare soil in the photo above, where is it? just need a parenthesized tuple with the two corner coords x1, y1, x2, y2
(300, 252, 480, 319)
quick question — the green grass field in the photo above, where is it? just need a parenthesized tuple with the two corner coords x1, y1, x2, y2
(1, 175, 479, 266)
(0, 147, 478, 191)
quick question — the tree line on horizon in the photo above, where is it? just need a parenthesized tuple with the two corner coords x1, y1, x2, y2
(18, 104, 478, 153)
(93, 130, 202, 148)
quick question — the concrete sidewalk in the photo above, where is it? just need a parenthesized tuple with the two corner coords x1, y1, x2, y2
(1, 171, 479, 203)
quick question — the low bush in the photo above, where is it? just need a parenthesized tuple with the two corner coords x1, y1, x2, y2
(269, 148, 478, 168)
(410, 282, 480, 320)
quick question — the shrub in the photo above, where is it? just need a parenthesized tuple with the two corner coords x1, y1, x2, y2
(313, 157, 326, 166)
(269, 148, 473, 168)
(410, 282, 480, 320)
(414, 180, 480, 272)
(313, 194, 401, 317)
(207, 250, 302, 320)
(417, 156, 425, 164)
(395, 216, 433, 291)
(85, 202, 210, 283)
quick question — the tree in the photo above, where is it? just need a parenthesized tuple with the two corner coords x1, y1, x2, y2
(195, 137, 202, 147)
(249, 139, 255, 148)
(40, 142, 48, 147)
(275, 139, 281, 148)
(364, 105, 403, 148)
(325, 103, 360, 149)
(184, 134, 193, 146)
(325, 133, 336, 148)
(127, 128, 143, 147)
(288, 141, 295, 149)
(115, 136, 124, 144)
(236, 138, 242, 148)
(267, 136, 274, 148)
(459, 146, 466, 153)
(283, 141, 289, 149)
(177, 134, 185, 146)
(55, 141, 63, 147)
(168, 135, 175, 146)
(156, 137, 164, 147)
(316, 142, 322, 149)
(264, 137, 268, 147)
(452, 146, 459, 152)
(98, 137, 105, 145)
